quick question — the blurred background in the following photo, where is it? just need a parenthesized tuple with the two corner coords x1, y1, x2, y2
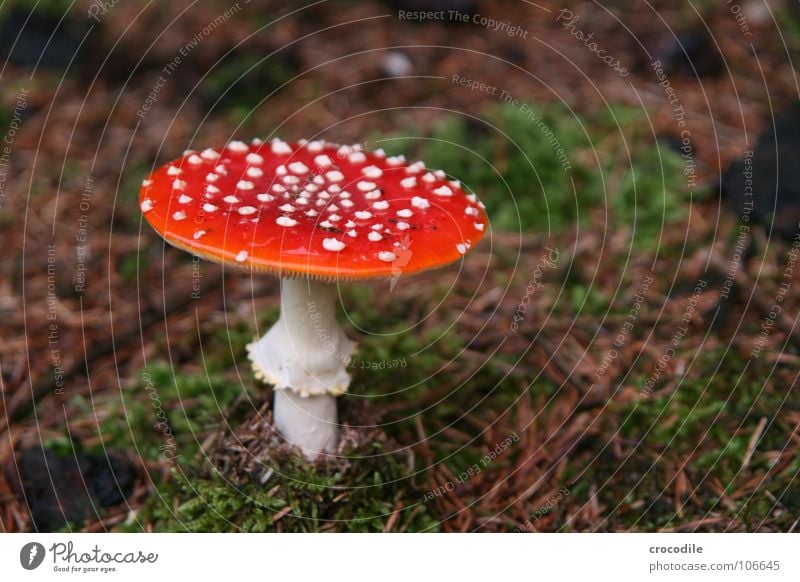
(1, 0, 799, 532)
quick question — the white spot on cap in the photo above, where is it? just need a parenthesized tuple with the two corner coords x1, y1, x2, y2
(323, 238, 345, 252)
(347, 229, 357, 238)
(306, 140, 324, 153)
(296, 197, 309, 205)
(140, 199, 154, 212)
(397, 209, 413, 218)
(203, 203, 219, 212)
(167, 166, 182, 176)
(456, 243, 467, 254)
(396, 221, 410, 230)
(283, 175, 300, 185)
(313, 175, 325, 185)
(320, 220, 333, 228)
(178, 194, 193, 204)
(357, 181, 376, 192)
(238, 206, 257, 216)
(271, 140, 292, 155)
(288, 161, 310, 174)
(271, 184, 287, 194)
(378, 251, 397, 262)
(400, 177, 417, 188)
(345, 220, 356, 228)
(326, 203, 339, 212)
(206, 185, 220, 194)
(314, 154, 333, 168)
(362, 166, 382, 179)
(200, 148, 219, 160)
(173, 211, 187, 221)
(371, 224, 383, 230)
(193, 230, 206, 240)
(206, 173, 219, 183)
(246, 152, 264, 165)
(187, 154, 203, 165)
(406, 161, 425, 174)
(374, 148, 386, 158)
(276, 165, 287, 176)
(257, 193, 275, 202)
(474, 222, 485, 231)
(465, 206, 479, 216)
(235, 250, 249, 262)
(237, 180, 254, 190)
(251, 138, 264, 145)
(449, 179, 461, 188)
(368, 231, 382, 242)
(433, 185, 453, 197)
(326, 170, 344, 182)
(215, 165, 228, 175)
(276, 216, 298, 227)
(247, 167, 264, 178)
(411, 196, 430, 209)
(227, 141, 249, 153)
(355, 211, 372, 220)
(387, 155, 405, 166)
(328, 214, 342, 222)
(434, 170, 446, 178)
(421, 172, 436, 183)
(348, 152, 367, 164)
(365, 190, 382, 200)
(142, 179, 153, 187)
(340, 199, 354, 208)
(328, 184, 342, 193)
(172, 179, 187, 190)
(224, 195, 241, 204)
(279, 204, 296, 213)
(305, 209, 319, 217)
(372, 200, 389, 210)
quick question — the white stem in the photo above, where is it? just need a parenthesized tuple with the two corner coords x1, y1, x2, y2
(246, 278, 355, 459)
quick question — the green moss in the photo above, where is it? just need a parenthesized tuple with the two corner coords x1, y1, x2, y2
(130, 439, 439, 533)
(380, 104, 698, 248)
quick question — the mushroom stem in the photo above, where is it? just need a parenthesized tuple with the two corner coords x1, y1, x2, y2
(246, 277, 355, 459)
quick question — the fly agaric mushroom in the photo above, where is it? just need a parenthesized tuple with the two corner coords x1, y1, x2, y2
(140, 139, 487, 459)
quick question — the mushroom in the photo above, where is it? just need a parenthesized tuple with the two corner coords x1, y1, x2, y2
(139, 139, 487, 459)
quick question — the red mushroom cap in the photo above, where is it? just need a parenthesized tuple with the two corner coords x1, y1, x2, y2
(139, 139, 488, 280)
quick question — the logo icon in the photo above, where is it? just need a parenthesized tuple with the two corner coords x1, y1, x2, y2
(20, 542, 45, 570)
(389, 235, 413, 292)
